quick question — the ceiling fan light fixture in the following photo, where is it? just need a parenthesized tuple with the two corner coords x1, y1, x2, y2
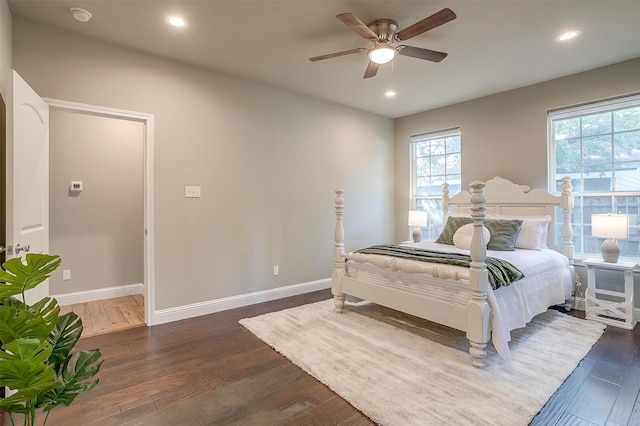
(369, 44, 395, 64)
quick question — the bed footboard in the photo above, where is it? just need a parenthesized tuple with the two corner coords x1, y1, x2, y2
(331, 182, 491, 367)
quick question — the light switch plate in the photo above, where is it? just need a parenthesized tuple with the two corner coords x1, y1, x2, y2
(185, 186, 201, 198)
(69, 181, 83, 192)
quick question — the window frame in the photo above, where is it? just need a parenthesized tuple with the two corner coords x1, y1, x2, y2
(547, 93, 640, 260)
(410, 127, 461, 241)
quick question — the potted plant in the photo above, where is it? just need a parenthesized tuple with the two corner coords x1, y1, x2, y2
(0, 253, 103, 426)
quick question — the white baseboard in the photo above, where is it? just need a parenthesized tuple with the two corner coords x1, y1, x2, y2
(152, 278, 331, 326)
(53, 283, 144, 306)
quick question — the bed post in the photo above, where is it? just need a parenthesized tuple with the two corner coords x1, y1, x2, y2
(332, 189, 346, 312)
(560, 177, 574, 264)
(467, 181, 490, 368)
(442, 182, 450, 219)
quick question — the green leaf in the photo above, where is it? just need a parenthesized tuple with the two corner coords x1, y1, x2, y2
(38, 349, 103, 411)
(0, 338, 59, 409)
(0, 254, 61, 299)
(48, 312, 83, 368)
(0, 303, 55, 346)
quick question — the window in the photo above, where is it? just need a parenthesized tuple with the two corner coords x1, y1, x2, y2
(410, 128, 461, 240)
(548, 93, 640, 259)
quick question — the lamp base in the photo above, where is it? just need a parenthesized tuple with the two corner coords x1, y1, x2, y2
(601, 238, 620, 263)
(412, 228, 422, 243)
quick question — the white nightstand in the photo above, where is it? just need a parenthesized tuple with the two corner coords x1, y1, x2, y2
(584, 258, 637, 329)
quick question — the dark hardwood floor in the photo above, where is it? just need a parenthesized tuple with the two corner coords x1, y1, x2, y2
(1, 289, 638, 425)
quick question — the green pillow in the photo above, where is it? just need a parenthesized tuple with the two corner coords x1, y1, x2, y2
(484, 219, 523, 251)
(435, 216, 473, 245)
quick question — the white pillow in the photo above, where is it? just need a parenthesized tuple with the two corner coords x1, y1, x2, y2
(453, 223, 491, 250)
(492, 215, 552, 250)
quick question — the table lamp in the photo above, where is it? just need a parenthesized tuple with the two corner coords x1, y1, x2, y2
(408, 210, 428, 243)
(591, 213, 629, 263)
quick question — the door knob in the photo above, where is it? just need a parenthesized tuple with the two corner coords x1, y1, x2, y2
(15, 244, 30, 254)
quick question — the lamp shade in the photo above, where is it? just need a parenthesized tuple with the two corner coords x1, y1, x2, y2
(592, 214, 629, 239)
(408, 210, 428, 227)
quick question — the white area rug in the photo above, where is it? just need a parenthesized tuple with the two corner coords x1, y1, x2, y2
(240, 299, 606, 426)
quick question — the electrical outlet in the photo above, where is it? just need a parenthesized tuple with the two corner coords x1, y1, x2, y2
(185, 186, 201, 198)
(63, 269, 71, 281)
(273, 265, 279, 276)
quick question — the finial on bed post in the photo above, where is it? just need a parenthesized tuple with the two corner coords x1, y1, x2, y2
(332, 189, 346, 312)
(560, 177, 574, 263)
(467, 181, 490, 367)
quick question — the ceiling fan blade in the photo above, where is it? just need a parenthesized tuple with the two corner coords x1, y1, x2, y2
(363, 61, 379, 79)
(397, 45, 448, 62)
(309, 48, 364, 62)
(395, 8, 456, 41)
(337, 13, 378, 40)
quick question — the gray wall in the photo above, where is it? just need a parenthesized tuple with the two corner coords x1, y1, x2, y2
(12, 18, 395, 311)
(49, 110, 144, 295)
(394, 58, 640, 241)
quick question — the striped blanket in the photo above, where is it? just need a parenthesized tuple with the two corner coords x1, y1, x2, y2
(355, 244, 524, 290)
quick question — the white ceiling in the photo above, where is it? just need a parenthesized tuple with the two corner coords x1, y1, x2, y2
(8, 0, 640, 118)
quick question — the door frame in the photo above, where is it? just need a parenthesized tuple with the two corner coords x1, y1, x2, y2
(45, 98, 156, 326)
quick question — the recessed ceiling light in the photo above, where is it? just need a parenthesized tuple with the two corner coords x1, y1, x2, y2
(384, 90, 397, 97)
(70, 7, 92, 23)
(555, 30, 581, 42)
(166, 15, 188, 28)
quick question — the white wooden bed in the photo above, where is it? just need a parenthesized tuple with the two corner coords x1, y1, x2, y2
(332, 176, 575, 367)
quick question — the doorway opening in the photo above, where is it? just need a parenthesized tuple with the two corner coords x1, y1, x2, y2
(45, 99, 155, 327)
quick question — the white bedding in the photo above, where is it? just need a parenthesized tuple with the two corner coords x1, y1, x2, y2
(345, 241, 573, 360)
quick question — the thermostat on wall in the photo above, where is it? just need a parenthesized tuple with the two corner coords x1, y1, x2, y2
(69, 181, 83, 192)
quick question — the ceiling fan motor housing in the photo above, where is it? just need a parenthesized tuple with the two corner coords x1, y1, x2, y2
(367, 19, 398, 42)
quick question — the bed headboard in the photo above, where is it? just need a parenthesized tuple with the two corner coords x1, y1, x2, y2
(442, 176, 574, 260)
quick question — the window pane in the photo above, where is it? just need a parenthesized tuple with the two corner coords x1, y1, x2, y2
(446, 153, 461, 174)
(415, 156, 430, 177)
(554, 117, 580, 140)
(583, 135, 612, 164)
(614, 107, 640, 132)
(431, 154, 446, 175)
(415, 142, 430, 156)
(415, 177, 428, 196)
(555, 138, 581, 170)
(614, 130, 640, 161)
(446, 137, 460, 152)
(582, 112, 612, 136)
(616, 161, 640, 191)
(583, 170, 612, 192)
(430, 140, 445, 156)
(426, 178, 442, 196)
(583, 195, 613, 217)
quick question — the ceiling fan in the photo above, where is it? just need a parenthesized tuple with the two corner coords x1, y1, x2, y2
(309, 8, 456, 79)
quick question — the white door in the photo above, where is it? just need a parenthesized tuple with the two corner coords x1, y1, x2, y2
(6, 70, 50, 305)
